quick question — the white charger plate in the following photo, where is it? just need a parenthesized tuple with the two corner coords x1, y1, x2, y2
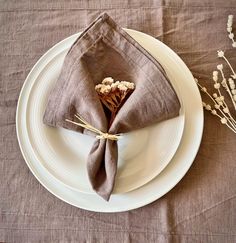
(16, 29, 203, 212)
(17, 30, 185, 194)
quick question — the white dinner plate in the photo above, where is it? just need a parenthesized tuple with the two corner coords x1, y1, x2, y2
(16, 29, 203, 212)
(17, 30, 185, 194)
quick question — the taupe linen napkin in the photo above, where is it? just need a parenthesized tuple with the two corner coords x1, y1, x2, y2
(43, 12, 180, 200)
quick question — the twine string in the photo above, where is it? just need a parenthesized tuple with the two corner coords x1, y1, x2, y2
(65, 114, 121, 141)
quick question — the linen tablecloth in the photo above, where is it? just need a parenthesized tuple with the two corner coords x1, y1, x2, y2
(0, 1, 236, 242)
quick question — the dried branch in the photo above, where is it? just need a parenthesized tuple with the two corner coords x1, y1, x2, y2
(195, 15, 236, 133)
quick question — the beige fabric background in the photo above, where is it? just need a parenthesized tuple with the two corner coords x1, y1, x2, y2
(0, 0, 236, 242)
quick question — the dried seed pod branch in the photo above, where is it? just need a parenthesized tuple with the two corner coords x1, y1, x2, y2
(202, 102, 236, 133)
(217, 52, 236, 110)
(195, 15, 236, 133)
(195, 78, 236, 131)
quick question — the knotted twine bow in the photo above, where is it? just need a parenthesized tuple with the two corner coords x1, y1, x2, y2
(65, 114, 121, 141)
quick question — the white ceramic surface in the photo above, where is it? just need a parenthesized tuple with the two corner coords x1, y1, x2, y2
(16, 29, 203, 212)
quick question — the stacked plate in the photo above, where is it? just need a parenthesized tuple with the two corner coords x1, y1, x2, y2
(16, 29, 203, 212)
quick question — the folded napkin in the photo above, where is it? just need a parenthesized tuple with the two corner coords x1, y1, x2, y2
(43, 13, 181, 201)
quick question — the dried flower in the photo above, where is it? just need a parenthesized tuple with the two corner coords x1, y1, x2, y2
(217, 51, 224, 57)
(223, 107, 229, 113)
(95, 77, 135, 125)
(214, 83, 220, 89)
(221, 117, 227, 124)
(227, 15, 236, 48)
(217, 64, 223, 70)
(213, 71, 219, 81)
(213, 70, 218, 76)
(118, 83, 128, 92)
(219, 96, 225, 101)
(211, 109, 217, 115)
(221, 78, 227, 87)
(229, 33, 234, 39)
(213, 93, 218, 98)
(102, 77, 114, 85)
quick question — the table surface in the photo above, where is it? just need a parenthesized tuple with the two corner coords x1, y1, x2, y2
(1, 1, 236, 242)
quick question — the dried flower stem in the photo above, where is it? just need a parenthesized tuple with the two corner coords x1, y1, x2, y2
(66, 114, 121, 140)
(222, 56, 236, 76)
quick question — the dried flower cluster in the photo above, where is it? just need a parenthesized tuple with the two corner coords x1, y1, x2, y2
(95, 77, 135, 124)
(196, 15, 236, 133)
(227, 15, 236, 48)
